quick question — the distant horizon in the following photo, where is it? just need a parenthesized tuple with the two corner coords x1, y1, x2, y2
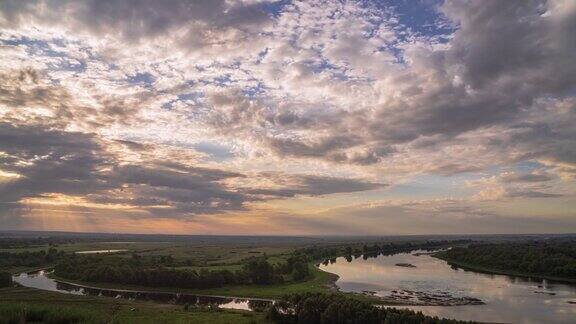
(2, 229, 576, 238)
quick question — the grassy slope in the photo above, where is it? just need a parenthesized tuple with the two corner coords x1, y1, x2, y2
(0, 286, 270, 324)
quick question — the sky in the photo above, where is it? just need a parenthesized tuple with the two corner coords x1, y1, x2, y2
(0, 0, 575, 235)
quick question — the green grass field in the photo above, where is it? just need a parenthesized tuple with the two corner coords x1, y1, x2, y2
(2, 241, 295, 269)
(0, 287, 270, 324)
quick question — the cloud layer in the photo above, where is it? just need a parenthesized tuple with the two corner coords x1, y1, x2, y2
(0, 0, 574, 234)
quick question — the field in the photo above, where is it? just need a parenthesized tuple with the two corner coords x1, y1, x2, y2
(1, 239, 301, 274)
(2, 241, 293, 264)
(3, 237, 344, 294)
(0, 286, 269, 324)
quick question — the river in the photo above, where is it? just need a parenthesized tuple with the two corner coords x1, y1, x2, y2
(319, 250, 576, 323)
(12, 270, 271, 311)
(13, 251, 576, 323)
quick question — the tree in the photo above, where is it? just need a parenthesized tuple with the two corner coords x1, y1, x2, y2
(291, 261, 309, 281)
(0, 271, 12, 287)
(244, 258, 274, 285)
(273, 292, 472, 324)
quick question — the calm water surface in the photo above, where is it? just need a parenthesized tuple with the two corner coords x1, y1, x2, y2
(12, 270, 271, 311)
(319, 251, 576, 324)
(75, 249, 128, 254)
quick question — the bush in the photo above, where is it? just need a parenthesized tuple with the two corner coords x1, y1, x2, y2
(270, 293, 475, 324)
(0, 304, 99, 324)
(0, 271, 11, 288)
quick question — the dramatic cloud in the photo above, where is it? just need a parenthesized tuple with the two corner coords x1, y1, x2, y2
(242, 172, 386, 198)
(0, 122, 383, 220)
(0, 0, 574, 234)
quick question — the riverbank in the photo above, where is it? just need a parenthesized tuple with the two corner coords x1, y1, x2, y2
(0, 286, 269, 324)
(47, 274, 275, 302)
(45, 263, 403, 306)
(47, 263, 339, 299)
(355, 287, 484, 306)
(434, 254, 576, 285)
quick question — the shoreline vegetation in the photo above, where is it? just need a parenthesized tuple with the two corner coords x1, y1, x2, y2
(46, 240, 467, 304)
(45, 262, 406, 306)
(434, 239, 576, 285)
(268, 292, 477, 324)
(14, 239, 576, 310)
(0, 286, 479, 324)
(0, 286, 268, 324)
(434, 256, 576, 285)
(45, 265, 339, 301)
(6, 239, 472, 308)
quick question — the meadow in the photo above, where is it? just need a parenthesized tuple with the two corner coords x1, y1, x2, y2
(0, 286, 269, 324)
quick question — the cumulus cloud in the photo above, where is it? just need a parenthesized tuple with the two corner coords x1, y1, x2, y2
(312, 199, 576, 235)
(0, 122, 112, 209)
(0, 121, 384, 221)
(242, 172, 386, 198)
(469, 170, 566, 201)
(0, 0, 272, 47)
(184, 0, 576, 179)
(0, 0, 575, 233)
(501, 172, 553, 183)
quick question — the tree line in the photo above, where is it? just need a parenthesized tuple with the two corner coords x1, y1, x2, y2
(53, 239, 468, 290)
(0, 248, 63, 269)
(0, 271, 11, 287)
(297, 239, 471, 264)
(54, 252, 311, 289)
(436, 239, 576, 280)
(266, 292, 476, 324)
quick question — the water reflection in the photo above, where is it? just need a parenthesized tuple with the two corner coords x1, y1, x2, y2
(75, 249, 128, 254)
(319, 251, 576, 324)
(12, 270, 272, 311)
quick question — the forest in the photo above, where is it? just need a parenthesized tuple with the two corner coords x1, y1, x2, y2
(0, 248, 64, 269)
(0, 271, 11, 288)
(436, 239, 576, 280)
(51, 240, 468, 290)
(299, 239, 471, 264)
(54, 253, 311, 289)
